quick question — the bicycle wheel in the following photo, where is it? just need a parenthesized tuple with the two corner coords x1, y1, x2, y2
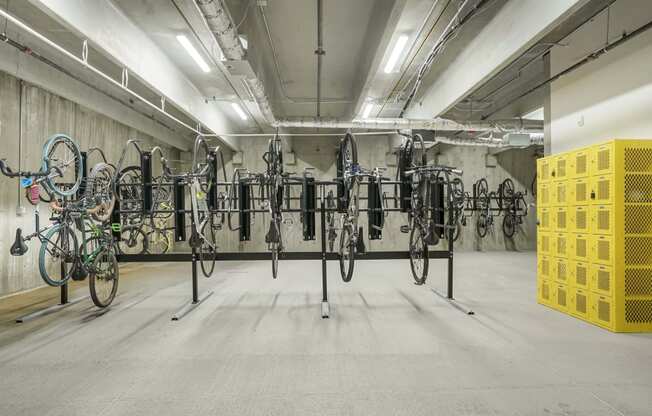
(146, 230, 171, 255)
(38, 223, 78, 287)
(502, 214, 516, 239)
(86, 162, 116, 222)
(118, 227, 148, 255)
(271, 248, 279, 279)
(476, 213, 489, 238)
(451, 221, 462, 242)
(117, 166, 143, 217)
(42, 134, 83, 197)
(199, 218, 216, 277)
(339, 224, 355, 282)
(409, 222, 429, 285)
(89, 245, 119, 308)
(501, 178, 515, 199)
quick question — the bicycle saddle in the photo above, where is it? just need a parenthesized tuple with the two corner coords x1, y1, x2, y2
(10, 229, 28, 256)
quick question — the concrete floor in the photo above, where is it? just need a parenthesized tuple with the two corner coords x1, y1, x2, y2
(0, 252, 651, 415)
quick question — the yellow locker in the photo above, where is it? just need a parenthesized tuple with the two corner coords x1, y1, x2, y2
(569, 178, 590, 205)
(537, 158, 550, 183)
(551, 153, 568, 181)
(590, 142, 614, 176)
(591, 234, 614, 266)
(538, 279, 552, 306)
(570, 234, 589, 262)
(552, 181, 568, 206)
(552, 257, 569, 284)
(538, 182, 550, 206)
(553, 284, 569, 312)
(537, 232, 551, 255)
(538, 255, 551, 280)
(552, 232, 569, 258)
(590, 175, 614, 205)
(570, 205, 590, 234)
(590, 293, 615, 330)
(570, 287, 589, 320)
(569, 261, 589, 289)
(538, 207, 550, 231)
(624, 173, 652, 203)
(590, 263, 614, 297)
(591, 205, 614, 235)
(570, 149, 590, 178)
(553, 206, 568, 232)
(624, 204, 652, 234)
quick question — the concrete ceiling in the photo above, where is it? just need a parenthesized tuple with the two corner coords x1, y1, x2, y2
(0, 0, 620, 144)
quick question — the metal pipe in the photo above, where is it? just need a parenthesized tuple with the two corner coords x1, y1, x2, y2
(272, 117, 543, 132)
(315, 0, 324, 118)
(195, 0, 277, 124)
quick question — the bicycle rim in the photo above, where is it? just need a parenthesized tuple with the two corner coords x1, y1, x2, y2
(339, 225, 355, 282)
(409, 223, 429, 285)
(38, 223, 78, 286)
(89, 246, 119, 308)
(119, 228, 148, 255)
(199, 219, 217, 277)
(43, 134, 83, 197)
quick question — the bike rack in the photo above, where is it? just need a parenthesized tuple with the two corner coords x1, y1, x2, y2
(116, 180, 474, 320)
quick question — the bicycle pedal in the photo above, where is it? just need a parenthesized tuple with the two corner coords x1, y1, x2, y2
(400, 225, 410, 234)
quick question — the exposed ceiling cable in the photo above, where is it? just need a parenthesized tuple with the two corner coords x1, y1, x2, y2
(399, 0, 493, 117)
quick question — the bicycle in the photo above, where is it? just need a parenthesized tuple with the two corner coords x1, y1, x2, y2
(499, 178, 528, 239)
(475, 178, 494, 238)
(403, 164, 463, 285)
(336, 132, 386, 282)
(262, 136, 284, 279)
(161, 136, 226, 277)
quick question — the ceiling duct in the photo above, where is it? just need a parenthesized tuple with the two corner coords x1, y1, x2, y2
(195, 0, 276, 125)
(273, 117, 543, 132)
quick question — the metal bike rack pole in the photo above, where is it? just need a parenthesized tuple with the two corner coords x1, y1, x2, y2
(171, 200, 213, 321)
(319, 186, 329, 319)
(16, 261, 85, 323)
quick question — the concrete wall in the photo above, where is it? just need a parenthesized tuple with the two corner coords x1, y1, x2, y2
(0, 71, 178, 298)
(550, 0, 652, 152)
(205, 136, 537, 254)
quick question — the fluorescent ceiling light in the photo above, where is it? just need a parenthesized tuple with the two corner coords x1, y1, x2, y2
(231, 103, 248, 120)
(362, 103, 374, 119)
(176, 35, 210, 73)
(523, 107, 544, 120)
(384, 34, 409, 74)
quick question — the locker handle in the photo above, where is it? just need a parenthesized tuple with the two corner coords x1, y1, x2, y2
(590, 190, 596, 200)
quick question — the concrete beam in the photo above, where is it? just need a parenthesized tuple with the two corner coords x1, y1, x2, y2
(0, 42, 190, 151)
(27, 0, 240, 150)
(405, 0, 589, 119)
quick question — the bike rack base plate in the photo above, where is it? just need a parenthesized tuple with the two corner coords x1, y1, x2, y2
(171, 290, 214, 321)
(321, 301, 330, 319)
(15, 296, 86, 323)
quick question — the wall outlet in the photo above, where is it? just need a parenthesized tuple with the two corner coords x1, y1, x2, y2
(285, 151, 296, 165)
(577, 115, 584, 127)
(232, 151, 243, 165)
(15, 205, 26, 216)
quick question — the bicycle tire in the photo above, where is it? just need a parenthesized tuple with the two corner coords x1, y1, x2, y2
(118, 227, 148, 255)
(339, 224, 355, 282)
(476, 213, 489, 238)
(38, 223, 78, 287)
(86, 162, 116, 222)
(89, 244, 119, 308)
(146, 230, 171, 255)
(503, 214, 516, 239)
(42, 134, 83, 197)
(271, 248, 278, 279)
(409, 222, 429, 285)
(199, 218, 216, 277)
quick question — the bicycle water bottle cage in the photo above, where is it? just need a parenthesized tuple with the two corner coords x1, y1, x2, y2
(356, 226, 366, 254)
(10, 229, 28, 256)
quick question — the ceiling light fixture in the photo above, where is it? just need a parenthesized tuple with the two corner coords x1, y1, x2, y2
(176, 35, 211, 73)
(231, 103, 248, 120)
(362, 102, 374, 119)
(384, 34, 409, 74)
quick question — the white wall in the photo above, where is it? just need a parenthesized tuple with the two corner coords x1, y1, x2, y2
(550, 0, 652, 152)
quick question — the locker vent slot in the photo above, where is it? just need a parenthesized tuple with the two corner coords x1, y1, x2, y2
(625, 174, 652, 203)
(625, 148, 652, 172)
